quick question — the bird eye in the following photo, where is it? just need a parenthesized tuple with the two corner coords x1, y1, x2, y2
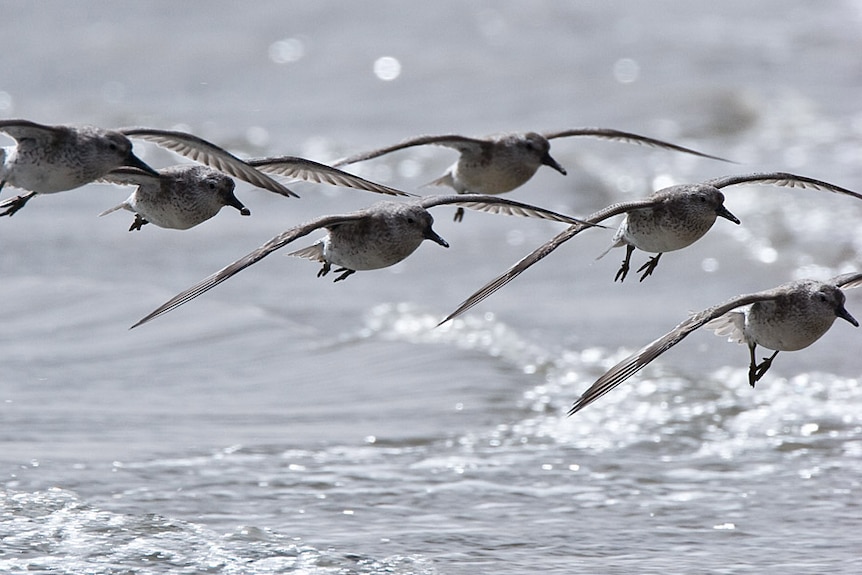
(209, 182, 216, 190)
(407, 217, 415, 224)
(818, 293, 828, 303)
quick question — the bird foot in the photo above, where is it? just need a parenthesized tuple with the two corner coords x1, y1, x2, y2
(128, 215, 148, 231)
(636, 254, 662, 282)
(317, 262, 332, 278)
(453, 207, 465, 223)
(748, 351, 779, 387)
(614, 261, 630, 282)
(0, 192, 35, 217)
(333, 268, 356, 282)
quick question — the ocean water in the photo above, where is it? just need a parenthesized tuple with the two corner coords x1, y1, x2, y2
(1, 1, 861, 573)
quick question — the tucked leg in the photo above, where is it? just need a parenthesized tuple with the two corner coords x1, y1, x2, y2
(614, 244, 636, 282)
(128, 215, 149, 231)
(636, 253, 663, 282)
(453, 207, 465, 222)
(317, 262, 332, 277)
(333, 267, 356, 282)
(0, 191, 37, 217)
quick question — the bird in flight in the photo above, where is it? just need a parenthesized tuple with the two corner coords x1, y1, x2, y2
(333, 128, 731, 221)
(569, 272, 862, 415)
(440, 172, 862, 324)
(131, 194, 600, 328)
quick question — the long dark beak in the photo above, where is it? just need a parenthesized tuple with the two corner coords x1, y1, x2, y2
(836, 305, 859, 327)
(541, 151, 567, 176)
(716, 204, 740, 225)
(226, 191, 251, 216)
(125, 153, 160, 177)
(425, 228, 449, 248)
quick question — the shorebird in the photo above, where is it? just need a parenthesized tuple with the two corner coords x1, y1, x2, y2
(101, 129, 412, 231)
(99, 165, 248, 231)
(130, 195, 600, 328)
(121, 128, 410, 198)
(333, 128, 731, 221)
(568, 272, 862, 415)
(0, 119, 158, 216)
(440, 172, 862, 324)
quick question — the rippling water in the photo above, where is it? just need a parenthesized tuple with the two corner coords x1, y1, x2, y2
(2, 1, 861, 573)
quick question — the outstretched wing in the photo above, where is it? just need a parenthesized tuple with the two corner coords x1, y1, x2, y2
(830, 272, 862, 290)
(98, 166, 160, 187)
(568, 287, 790, 415)
(131, 212, 367, 329)
(332, 134, 488, 167)
(0, 119, 64, 144)
(419, 194, 603, 225)
(438, 198, 658, 324)
(120, 128, 298, 198)
(540, 127, 732, 163)
(706, 172, 862, 200)
(247, 155, 413, 196)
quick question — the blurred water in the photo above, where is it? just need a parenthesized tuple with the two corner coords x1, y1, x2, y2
(1, 1, 861, 573)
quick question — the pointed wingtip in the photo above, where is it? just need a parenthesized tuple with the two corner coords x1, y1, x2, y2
(129, 313, 156, 330)
(566, 401, 585, 417)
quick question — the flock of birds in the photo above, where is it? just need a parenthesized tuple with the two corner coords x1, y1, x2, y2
(1, 118, 859, 416)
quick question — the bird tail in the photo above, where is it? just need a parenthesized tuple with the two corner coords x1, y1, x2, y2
(98, 202, 131, 217)
(287, 243, 325, 262)
(704, 311, 747, 344)
(424, 170, 455, 190)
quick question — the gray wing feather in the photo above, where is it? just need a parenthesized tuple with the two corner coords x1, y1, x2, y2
(0, 119, 63, 142)
(98, 167, 160, 186)
(131, 213, 367, 328)
(120, 128, 298, 197)
(331, 134, 488, 167)
(540, 127, 732, 163)
(438, 198, 658, 324)
(247, 155, 413, 196)
(830, 272, 862, 290)
(419, 194, 603, 225)
(705, 172, 862, 200)
(568, 288, 790, 415)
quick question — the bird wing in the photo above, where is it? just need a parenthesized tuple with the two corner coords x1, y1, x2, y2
(830, 272, 862, 290)
(120, 128, 298, 197)
(438, 198, 658, 324)
(0, 119, 63, 144)
(246, 155, 413, 196)
(98, 166, 161, 187)
(540, 127, 732, 163)
(418, 194, 604, 225)
(331, 134, 488, 167)
(568, 287, 792, 415)
(130, 212, 367, 328)
(705, 172, 862, 200)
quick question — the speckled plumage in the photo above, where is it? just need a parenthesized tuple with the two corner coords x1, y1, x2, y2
(333, 128, 730, 221)
(99, 165, 248, 231)
(568, 273, 862, 415)
(130, 194, 597, 328)
(121, 127, 412, 199)
(0, 119, 158, 216)
(440, 172, 862, 324)
(597, 184, 740, 282)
